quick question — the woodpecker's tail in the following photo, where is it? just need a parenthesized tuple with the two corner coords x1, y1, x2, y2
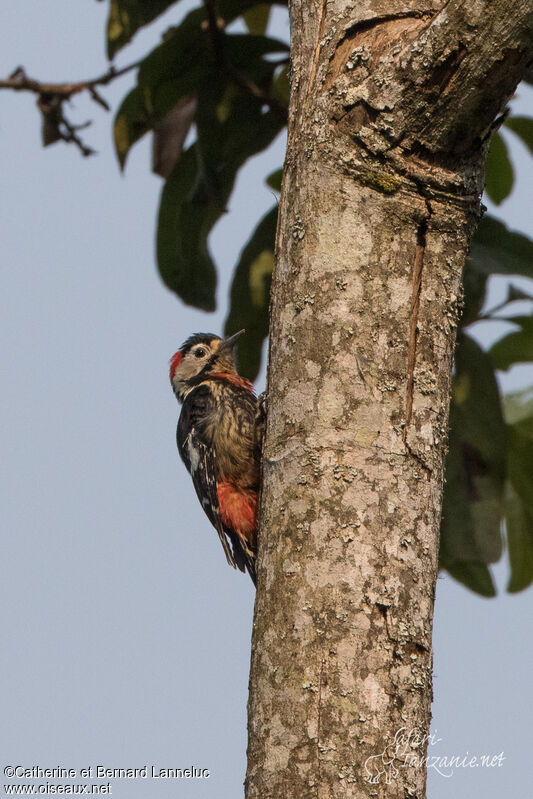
(228, 534, 256, 586)
(217, 482, 258, 586)
(244, 551, 257, 586)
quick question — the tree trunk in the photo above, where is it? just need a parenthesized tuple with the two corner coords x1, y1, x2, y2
(246, 1, 533, 797)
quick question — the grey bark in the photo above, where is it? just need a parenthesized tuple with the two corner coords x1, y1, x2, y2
(246, 1, 533, 798)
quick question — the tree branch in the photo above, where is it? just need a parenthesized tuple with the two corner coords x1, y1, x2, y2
(320, 0, 533, 196)
(0, 60, 141, 98)
(0, 60, 141, 156)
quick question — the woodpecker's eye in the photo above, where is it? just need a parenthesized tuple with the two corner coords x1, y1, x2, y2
(194, 347, 207, 358)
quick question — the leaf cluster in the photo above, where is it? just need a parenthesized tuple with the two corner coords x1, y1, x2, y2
(111, 0, 287, 314)
(441, 215, 533, 595)
(109, 0, 533, 595)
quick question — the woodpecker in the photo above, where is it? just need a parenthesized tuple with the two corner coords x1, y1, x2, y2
(169, 330, 262, 585)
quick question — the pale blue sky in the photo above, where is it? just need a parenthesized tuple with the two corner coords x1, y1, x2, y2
(1, 3, 532, 798)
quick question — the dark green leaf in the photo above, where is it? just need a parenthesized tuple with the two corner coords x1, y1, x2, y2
(468, 216, 533, 279)
(461, 259, 488, 327)
(489, 315, 533, 370)
(152, 94, 197, 178)
(440, 438, 503, 563)
(223, 33, 289, 69)
(243, 3, 271, 34)
(224, 206, 277, 379)
(502, 391, 533, 592)
(508, 423, 533, 509)
(505, 485, 533, 593)
(114, 86, 149, 169)
(444, 561, 496, 597)
(440, 334, 506, 592)
(113, 8, 288, 168)
(271, 65, 290, 105)
(115, 83, 200, 169)
(503, 386, 533, 427)
(266, 167, 283, 191)
(480, 285, 533, 320)
(137, 18, 207, 88)
(157, 146, 218, 310)
(151, 12, 286, 309)
(195, 76, 284, 206)
(485, 132, 514, 205)
(113, 9, 208, 168)
(451, 334, 507, 480)
(107, 0, 178, 59)
(523, 66, 533, 87)
(134, 15, 288, 90)
(505, 115, 533, 156)
(157, 82, 284, 309)
(507, 284, 533, 303)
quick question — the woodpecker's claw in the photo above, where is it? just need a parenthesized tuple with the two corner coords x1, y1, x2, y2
(258, 392, 268, 419)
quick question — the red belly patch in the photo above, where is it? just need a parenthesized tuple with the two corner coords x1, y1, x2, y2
(217, 482, 257, 547)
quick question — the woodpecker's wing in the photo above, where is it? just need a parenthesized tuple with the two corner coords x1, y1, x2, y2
(181, 429, 238, 569)
(177, 387, 247, 573)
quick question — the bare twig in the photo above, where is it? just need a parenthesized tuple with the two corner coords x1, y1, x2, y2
(59, 117, 96, 157)
(0, 59, 141, 98)
(0, 60, 141, 156)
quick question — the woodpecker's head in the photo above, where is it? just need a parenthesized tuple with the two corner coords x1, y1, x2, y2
(169, 330, 245, 401)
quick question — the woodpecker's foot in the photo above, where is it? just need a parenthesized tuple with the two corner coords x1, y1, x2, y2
(256, 392, 267, 446)
(257, 392, 268, 423)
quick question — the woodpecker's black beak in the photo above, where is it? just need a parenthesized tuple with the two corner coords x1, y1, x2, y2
(219, 329, 245, 352)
